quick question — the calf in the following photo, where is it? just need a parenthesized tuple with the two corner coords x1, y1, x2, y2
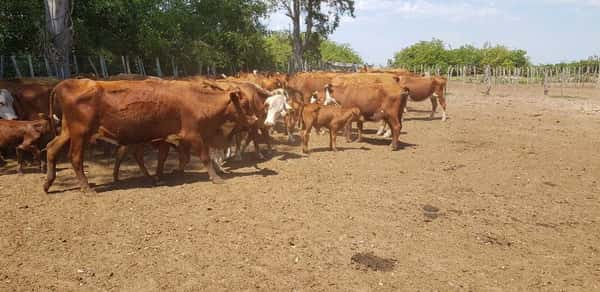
(0, 116, 51, 173)
(301, 104, 360, 153)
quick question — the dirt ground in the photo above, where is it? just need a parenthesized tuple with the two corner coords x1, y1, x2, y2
(1, 81, 599, 291)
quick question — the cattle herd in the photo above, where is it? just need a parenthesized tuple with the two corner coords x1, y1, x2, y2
(0, 69, 448, 193)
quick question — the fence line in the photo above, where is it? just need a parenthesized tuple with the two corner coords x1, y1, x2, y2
(406, 64, 600, 88)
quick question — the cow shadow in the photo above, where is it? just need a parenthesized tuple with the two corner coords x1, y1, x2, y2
(404, 116, 443, 122)
(406, 108, 434, 113)
(359, 137, 417, 149)
(93, 166, 279, 193)
(307, 146, 371, 153)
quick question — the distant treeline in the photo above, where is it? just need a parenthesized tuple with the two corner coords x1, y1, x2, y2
(389, 39, 599, 71)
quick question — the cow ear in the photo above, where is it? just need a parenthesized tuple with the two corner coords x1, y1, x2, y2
(402, 87, 410, 95)
(393, 76, 401, 83)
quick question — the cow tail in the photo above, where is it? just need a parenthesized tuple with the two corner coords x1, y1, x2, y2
(49, 87, 58, 137)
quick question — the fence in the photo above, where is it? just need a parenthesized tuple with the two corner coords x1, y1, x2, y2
(405, 64, 600, 88)
(0, 54, 230, 80)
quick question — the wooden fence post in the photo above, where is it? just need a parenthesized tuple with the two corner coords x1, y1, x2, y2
(560, 67, 565, 97)
(73, 55, 79, 75)
(99, 56, 108, 79)
(543, 69, 549, 95)
(11, 56, 22, 78)
(88, 56, 99, 78)
(597, 61, 600, 88)
(44, 57, 53, 77)
(121, 56, 127, 74)
(156, 57, 163, 77)
(125, 56, 131, 74)
(171, 57, 178, 77)
(27, 55, 35, 77)
(484, 65, 492, 95)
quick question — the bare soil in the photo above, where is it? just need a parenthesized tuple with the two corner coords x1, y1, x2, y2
(1, 82, 599, 291)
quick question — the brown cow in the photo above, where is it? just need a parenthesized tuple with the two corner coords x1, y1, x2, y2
(235, 71, 288, 91)
(111, 79, 295, 182)
(43, 78, 257, 193)
(0, 115, 52, 174)
(301, 104, 361, 153)
(0, 79, 59, 120)
(327, 73, 410, 150)
(400, 75, 448, 121)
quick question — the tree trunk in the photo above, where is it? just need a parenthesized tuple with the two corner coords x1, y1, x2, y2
(44, 0, 72, 79)
(289, 0, 303, 72)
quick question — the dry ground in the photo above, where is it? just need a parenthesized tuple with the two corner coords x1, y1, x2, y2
(1, 81, 599, 291)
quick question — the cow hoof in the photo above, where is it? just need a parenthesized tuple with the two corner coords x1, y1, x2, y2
(211, 177, 225, 184)
(43, 182, 51, 193)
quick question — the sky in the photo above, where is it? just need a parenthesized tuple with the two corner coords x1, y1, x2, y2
(265, 0, 600, 65)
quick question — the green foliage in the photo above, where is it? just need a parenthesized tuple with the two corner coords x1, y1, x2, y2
(0, 0, 45, 54)
(320, 40, 362, 64)
(265, 32, 292, 71)
(1, 0, 272, 74)
(391, 39, 531, 70)
(264, 31, 363, 71)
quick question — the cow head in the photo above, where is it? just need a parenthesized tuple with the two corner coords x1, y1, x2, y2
(263, 93, 291, 127)
(0, 89, 18, 120)
(323, 84, 340, 106)
(228, 89, 258, 128)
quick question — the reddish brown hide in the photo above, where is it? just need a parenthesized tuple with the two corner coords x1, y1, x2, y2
(43, 78, 257, 193)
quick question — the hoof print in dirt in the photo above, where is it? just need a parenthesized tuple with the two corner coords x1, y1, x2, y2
(423, 204, 441, 222)
(351, 252, 396, 272)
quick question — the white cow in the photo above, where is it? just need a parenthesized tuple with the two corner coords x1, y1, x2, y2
(0, 89, 18, 120)
(263, 91, 292, 127)
(226, 89, 293, 161)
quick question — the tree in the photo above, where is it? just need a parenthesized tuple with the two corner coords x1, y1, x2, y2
(0, 0, 45, 54)
(44, 0, 73, 78)
(391, 39, 531, 71)
(320, 40, 362, 64)
(269, 0, 355, 71)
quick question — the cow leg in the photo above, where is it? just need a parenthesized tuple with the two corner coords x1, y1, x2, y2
(44, 129, 71, 193)
(177, 143, 191, 174)
(301, 119, 314, 154)
(329, 126, 339, 152)
(251, 129, 265, 160)
(113, 145, 128, 182)
(156, 142, 170, 178)
(284, 115, 295, 143)
(430, 96, 438, 119)
(132, 144, 155, 183)
(69, 136, 93, 193)
(356, 120, 364, 142)
(260, 127, 273, 154)
(344, 121, 352, 142)
(16, 148, 24, 175)
(438, 95, 448, 121)
(190, 138, 223, 184)
(376, 121, 387, 136)
(388, 117, 403, 151)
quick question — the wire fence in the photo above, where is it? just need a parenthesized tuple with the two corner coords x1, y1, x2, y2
(405, 64, 600, 88)
(0, 53, 364, 80)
